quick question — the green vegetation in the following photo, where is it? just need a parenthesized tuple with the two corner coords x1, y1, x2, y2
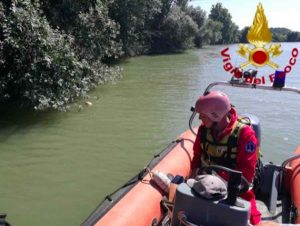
(240, 27, 300, 43)
(0, 0, 121, 111)
(0, 1, 299, 110)
(208, 3, 239, 44)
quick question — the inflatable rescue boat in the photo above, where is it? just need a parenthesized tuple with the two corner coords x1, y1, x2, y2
(82, 81, 300, 226)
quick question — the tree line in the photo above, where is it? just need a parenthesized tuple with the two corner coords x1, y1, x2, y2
(1, 0, 299, 111)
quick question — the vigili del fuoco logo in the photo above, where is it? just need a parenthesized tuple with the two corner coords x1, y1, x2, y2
(220, 3, 298, 87)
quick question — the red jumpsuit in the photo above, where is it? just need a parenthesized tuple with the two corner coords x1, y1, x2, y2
(191, 108, 261, 225)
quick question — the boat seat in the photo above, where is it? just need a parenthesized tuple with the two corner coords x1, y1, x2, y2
(170, 183, 250, 226)
(256, 163, 281, 215)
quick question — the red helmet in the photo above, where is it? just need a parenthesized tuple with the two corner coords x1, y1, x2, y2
(195, 91, 231, 122)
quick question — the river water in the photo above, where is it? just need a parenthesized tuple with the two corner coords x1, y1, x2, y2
(0, 43, 300, 226)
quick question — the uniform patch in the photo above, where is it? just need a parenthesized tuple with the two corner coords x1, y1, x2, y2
(245, 141, 256, 153)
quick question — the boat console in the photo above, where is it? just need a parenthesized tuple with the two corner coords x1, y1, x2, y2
(170, 183, 250, 226)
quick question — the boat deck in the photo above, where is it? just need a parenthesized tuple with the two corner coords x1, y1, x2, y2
(257, 200, 283, 222)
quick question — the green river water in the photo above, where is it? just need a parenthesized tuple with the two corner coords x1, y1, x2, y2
(0, 43, 300, 226)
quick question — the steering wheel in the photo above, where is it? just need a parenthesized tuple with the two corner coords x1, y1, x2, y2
(198, 165, 250, 194)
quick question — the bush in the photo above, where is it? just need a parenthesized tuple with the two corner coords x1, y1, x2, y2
(75, 3, 123, 61)
(40, 0, 123, 61)
(0, 1, 120, 111)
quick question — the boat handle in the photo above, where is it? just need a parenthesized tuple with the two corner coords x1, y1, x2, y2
(177, 211, 202, 226)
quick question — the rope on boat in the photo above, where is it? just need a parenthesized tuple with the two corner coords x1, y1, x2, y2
(103, 139, 181, 203)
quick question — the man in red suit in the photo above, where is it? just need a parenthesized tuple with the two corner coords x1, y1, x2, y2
(191, 90, 261, 225)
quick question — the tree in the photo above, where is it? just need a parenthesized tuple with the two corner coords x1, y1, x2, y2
(209, 3, 238, 44)
(186, 6, 207, 47)
(229, 23, 239, 43)
(272, 33, 286, 42)
(159, 0, 174, 18)
(40, 0, 98, 31)
(201, 19, 223, 45)
(270, 27, 290, 42)
(239, 26, 249, 43)
(186, 6, 206, 28)
(108, 0, 162, 56)
(151, 5, 198, 52)
(40, 0, 122, 61)
(174, 0, 189, 9)
(287, 31, 300, 42)
(73, 3, 123, 61)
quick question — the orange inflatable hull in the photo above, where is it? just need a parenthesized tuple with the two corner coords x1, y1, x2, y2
(83, 131, 300, 225)
(82, 129, 197, 226)
(290, 145, 300, 224)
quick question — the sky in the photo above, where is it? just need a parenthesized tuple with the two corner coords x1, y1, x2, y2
(189, 0, 300, 32)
